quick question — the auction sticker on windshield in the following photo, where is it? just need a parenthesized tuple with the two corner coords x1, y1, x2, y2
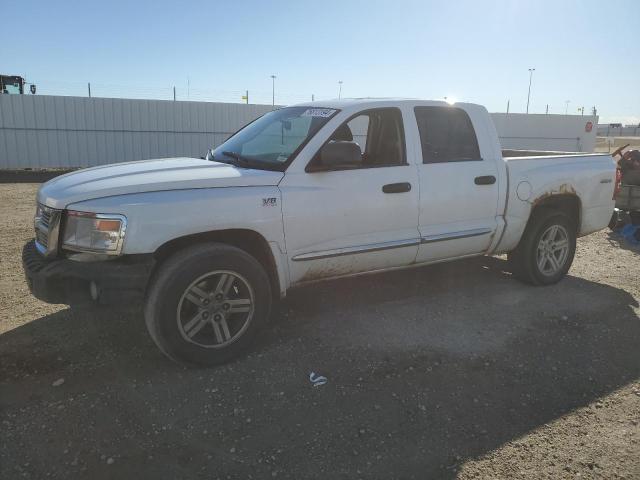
(301, 108, 336, 118)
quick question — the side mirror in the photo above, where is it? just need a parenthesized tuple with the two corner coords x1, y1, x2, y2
(313, 141, 361, 171)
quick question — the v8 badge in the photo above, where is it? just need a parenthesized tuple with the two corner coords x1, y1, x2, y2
(262, 197, 277, 207)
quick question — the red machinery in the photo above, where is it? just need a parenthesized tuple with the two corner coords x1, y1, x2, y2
(610, 144, 640, 228)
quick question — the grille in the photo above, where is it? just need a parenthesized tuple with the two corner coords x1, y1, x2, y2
(34, 204, 60, 256)
(41, 208, 51, 229)
(35, 228, 48, 248)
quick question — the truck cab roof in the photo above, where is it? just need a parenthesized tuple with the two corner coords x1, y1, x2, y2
(291, 98, 478, 112)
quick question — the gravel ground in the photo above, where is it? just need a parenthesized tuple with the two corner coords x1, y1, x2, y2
(1, 183, 639, 480)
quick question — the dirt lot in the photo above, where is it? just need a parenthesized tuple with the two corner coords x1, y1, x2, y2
(1, 183, 639, 480)
(595, 136, 640, 153)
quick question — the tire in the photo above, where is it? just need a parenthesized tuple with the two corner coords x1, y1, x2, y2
(508, 210, 577, 286)
(145, 243, 272, 366)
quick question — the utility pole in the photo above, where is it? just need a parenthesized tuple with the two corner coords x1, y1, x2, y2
(245, 90, 249, 104)
(545, 104, 549, 114)
(187, 77, 190, 100)
(173, 86, 176, 101)
(270, 75, 276, 107)
(312, 94, 315, 101)
(565, 100, 570, 115)
(88, 82, 91, 98)
(338, 80, 343, 99)
(526, 68, 535, 114)
(506, 99, 510, 114)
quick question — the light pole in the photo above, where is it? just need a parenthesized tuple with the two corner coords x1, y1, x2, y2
(270, 75, 276, 107)
(526, 68, 535, 114)
(338, 80, 343, 99)
(565, 100, 570, 115)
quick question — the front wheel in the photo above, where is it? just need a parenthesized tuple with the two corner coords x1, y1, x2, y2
(508, 210, 577, 285)
(145, 243, 272, 366)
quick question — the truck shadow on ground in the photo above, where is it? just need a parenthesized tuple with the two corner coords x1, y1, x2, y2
(1, 257, 639, 479)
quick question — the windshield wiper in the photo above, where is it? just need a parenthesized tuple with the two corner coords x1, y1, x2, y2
(222, 151, 254, 167)
(203, 149, 245, 167)
(221, 151, 283, 171)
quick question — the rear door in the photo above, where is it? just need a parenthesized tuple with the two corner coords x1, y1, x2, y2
(413, 106, 500, 262)
(279, 107, 420, 284)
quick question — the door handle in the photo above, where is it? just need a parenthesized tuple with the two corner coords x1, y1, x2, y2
(382, 182, 412, 193)
(474, 175, 496, 185)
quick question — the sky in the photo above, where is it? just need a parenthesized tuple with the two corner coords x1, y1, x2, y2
(3, 0, 639, 124)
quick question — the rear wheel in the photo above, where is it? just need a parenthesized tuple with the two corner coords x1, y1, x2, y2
(145, 243, 272, 366)
(508, 210, 576, 285)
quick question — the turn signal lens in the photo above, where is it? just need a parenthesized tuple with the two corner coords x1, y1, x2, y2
(96, 219, 122, 232)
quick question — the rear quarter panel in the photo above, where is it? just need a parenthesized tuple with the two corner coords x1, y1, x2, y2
(495, 154, 615, 253)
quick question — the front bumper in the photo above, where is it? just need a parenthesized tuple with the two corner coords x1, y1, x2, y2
(22, 240, 154, 305)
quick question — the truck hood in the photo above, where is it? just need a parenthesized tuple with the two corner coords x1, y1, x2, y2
(37, 157, 284, 209)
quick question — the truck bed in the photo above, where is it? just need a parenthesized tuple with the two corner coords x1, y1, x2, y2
(502, 149, 590, 158)
(495, 151, 616, 253)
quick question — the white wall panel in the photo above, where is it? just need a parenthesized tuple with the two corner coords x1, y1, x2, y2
(491, 113, 598, 153)
(0, 95, 275, 168)
(1, 95, 600, 169)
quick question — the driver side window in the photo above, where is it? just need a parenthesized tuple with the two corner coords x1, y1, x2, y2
(310, 108, 406, 170)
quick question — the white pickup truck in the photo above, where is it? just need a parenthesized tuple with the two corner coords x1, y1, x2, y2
(24, 99, 616, 365)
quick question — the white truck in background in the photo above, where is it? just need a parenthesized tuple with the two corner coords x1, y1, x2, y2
(24, 99, 616, 366)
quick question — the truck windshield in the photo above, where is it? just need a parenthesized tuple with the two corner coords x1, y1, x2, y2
(211, 107, 338, 170)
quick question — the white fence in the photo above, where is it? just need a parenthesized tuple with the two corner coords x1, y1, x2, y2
(0, 95, 274, 169)
(596, 124, 640, 137)
(0, 95, 600, 169)
(491, 113, 598, 153)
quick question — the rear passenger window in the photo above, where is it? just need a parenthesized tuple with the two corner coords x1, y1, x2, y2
(414, 106, 481, 163)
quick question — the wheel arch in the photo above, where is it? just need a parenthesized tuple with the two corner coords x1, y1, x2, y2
(152, 229, 283, 299)
(530, 193, 582, 232)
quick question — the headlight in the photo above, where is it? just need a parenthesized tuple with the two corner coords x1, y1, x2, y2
(62, 211, 127, 255)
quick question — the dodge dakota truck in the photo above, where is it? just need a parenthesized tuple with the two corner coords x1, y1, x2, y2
(23, 99, 616, 365)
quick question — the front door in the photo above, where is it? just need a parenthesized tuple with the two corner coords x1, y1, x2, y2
(279, 107, 420, 285)
(412, 106, 500, 262)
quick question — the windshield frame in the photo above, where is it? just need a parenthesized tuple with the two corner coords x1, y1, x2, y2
(211, 106, 341, 172)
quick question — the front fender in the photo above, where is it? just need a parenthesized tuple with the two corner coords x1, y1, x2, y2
(66, 187, 285, 256)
